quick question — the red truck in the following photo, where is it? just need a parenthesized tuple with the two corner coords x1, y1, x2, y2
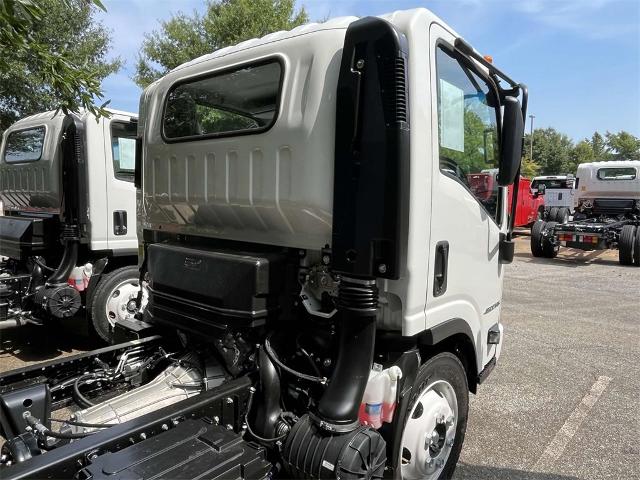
(468, 172, 545, 227)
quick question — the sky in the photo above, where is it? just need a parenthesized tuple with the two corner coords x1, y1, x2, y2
(96, 0, 640, 141)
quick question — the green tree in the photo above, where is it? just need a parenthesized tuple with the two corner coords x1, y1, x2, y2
(0, 0, 119, 133)
(520, 155, 541, 178)
(525, 128, 574, 175)
(568, 139, 595, 172)
(134, 0, 308, 88)
(590, 131, 609, 159)
(605, 131, 640, 160)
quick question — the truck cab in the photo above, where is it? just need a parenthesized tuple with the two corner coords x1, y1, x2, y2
(0, 9, 526, 479)
(0, 109, 143, 341)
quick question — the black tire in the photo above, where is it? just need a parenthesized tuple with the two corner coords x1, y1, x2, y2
(556, 207, 570, 224)
(90, 266, 141, 343)
(531, 220, 546, 257)
(398, 352, 469, 480)
(618, 225, 636, 266)
(634, 226, 640, 266)
(548, 207, 559, 223)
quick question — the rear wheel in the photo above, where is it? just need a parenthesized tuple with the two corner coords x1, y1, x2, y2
(548, 207, 559, 223)
(90, 266, 145, 343)
(399, 353, 468, 480)
(531, 221, 558, 258)
(556, 207, 570, 224)
(531, 220, 546, 257)
(618, 225, 637, 266)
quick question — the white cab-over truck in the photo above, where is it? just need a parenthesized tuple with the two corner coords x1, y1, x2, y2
(0, 9, 526, 480)
(531, 160, 640, 265)
(0, 110, 143, 341)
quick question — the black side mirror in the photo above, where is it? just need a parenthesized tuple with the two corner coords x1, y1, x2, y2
(537, 184, 546, 196)
(498, 96, 524, 187)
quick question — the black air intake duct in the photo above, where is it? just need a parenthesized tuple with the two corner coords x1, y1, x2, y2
(315, 276, 378, 432)
(331, 16, 409, 280)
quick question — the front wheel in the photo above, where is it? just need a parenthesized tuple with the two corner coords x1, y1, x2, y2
(399, 352, 469, 480)
(90, 266, 146, 343)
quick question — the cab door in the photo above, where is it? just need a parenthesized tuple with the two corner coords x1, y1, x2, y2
(425, 24, 508, 371)
(103, 115, 138, 253)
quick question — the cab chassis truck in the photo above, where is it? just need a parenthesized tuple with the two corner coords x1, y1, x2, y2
(0, 10, 526, 480)
(0, 110, 143, 342)
(531, 161, 640, 266)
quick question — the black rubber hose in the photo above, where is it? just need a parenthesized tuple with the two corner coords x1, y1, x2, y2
(39, 426, 93, 440)
(244, 388, 288, 444)
(73, 374, 100, 408)
(264, 333, 327, 384)
(252, 347, 282, 439)
(48, 418, 114, 428)
(47, 240, 79, 284)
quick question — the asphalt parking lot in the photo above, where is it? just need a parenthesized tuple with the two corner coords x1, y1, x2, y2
(1, 237, 638, 479)
(455, 237, 640, 480)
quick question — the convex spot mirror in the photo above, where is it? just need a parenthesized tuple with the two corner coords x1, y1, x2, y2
(498, 96, 524, 187)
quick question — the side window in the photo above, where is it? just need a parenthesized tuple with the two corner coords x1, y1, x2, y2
(110, 121, 137, 182)
(436, 46, 500, 221)
(162, 60, 282, 141)
(4, 126, 46, 163)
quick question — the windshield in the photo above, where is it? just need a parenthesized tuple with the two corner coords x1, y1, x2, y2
(531, 179, 573, 189)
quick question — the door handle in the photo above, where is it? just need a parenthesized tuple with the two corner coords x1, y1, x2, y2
(113, 210, 127, 236)
(433, 241, 449, 297)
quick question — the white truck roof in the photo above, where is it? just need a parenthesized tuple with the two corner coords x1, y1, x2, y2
(7, 108, 137, 130)
(575, 160, 640, 201)
(169, 9, 457, 75)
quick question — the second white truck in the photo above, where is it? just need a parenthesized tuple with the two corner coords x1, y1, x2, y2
(0, 109, 143, 341)
(531, 161, 640, 265)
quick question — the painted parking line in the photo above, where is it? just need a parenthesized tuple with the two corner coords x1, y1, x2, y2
(532, 375, 612, 473)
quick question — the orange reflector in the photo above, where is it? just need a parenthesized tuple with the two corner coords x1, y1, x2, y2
(483, 55, 493, 63)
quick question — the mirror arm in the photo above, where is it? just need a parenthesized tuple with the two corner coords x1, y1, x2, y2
(506, 165, 521, 241)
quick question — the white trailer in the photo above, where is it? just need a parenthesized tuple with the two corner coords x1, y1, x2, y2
(0, 110, 144, 341)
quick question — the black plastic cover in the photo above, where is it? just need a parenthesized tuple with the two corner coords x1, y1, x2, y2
(0, 216, 54, 261)
(80, 419, 271, 480)
(331, 17, 409, 280)
(146, 243, 285, 333)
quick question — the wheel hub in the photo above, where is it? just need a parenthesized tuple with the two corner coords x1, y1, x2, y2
(105, 280, 148, 327)
(400, 380, 458, 480)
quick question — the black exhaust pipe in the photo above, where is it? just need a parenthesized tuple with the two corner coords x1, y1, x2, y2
(315, 276, 378, 431)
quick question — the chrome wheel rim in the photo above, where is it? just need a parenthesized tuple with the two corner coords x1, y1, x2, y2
(105, 279, 148, 327)
(400, 379, 458, 480)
